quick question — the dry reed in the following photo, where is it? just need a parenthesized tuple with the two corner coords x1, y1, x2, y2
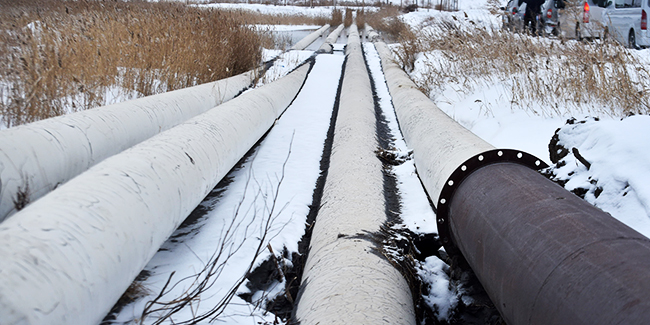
(396, 17, 650, 116)
(344, 7, 354, 27)
(0, 0, 270, 127)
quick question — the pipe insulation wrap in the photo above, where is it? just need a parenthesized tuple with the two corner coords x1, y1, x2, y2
(291, 24, 330, 50)
(0, 63, 310, 325)
(318, 24, 345, 53)
(374, 42, 493, 205)
(294, 26, 416, 324)
(0, 70, 256, 223)
(450, 163, 650, 324)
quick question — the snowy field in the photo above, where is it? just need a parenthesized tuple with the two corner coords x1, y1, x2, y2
(95, 1, 650, 324)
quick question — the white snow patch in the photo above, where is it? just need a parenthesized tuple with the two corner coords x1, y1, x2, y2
(418, 256, 458, 320)
(548, 116, 650, 239)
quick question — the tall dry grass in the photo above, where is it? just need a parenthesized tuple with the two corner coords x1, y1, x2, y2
(363, 6, 407, 40)
(331, 8, 343, 26)
(0, 0, 269, 127)
(344, 8, 354, 27)
(397, 17, 650, 116)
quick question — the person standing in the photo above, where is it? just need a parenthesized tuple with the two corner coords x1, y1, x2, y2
(518, 0, 545, 34)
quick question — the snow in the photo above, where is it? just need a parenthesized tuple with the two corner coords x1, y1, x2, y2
(546, 116, 650, 239)
(418, 256, 457, 320)
(112, 2, 650, 323)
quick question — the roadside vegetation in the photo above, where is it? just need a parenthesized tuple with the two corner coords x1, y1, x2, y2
(0, 0, 330, 128)
(393, 16, 650, 117)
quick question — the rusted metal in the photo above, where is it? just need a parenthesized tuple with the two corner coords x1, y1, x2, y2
(436, 149, 548, 256)
(446, 162, 650, 324)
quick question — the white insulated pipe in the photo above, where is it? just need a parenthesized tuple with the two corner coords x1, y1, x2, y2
(374, 42, 493, 203)
(318, 24, 345, 53)
(0, 63, 310, 325)
(294, 26, 416, 325)
(0, 70, 256, 223)
(291, 24, 330, 50)
(365, 24, 380, 42)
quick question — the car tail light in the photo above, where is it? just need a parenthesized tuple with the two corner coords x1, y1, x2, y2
(584, 1, 590, 23)
(547, 9, 552, 19)
(642, 10, 647, 30)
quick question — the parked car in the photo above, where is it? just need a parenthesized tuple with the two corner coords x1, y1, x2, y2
(606, 0, 650, 48)
(502, 0, 527, 32)
(540, 0, 566, 36)
(575, 0, 650, 48)
(578, 0, 611, 40)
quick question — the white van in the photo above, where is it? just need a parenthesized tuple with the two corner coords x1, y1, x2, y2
(579, 0, 650, 48)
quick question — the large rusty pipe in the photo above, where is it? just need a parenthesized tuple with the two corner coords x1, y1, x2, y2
(375, 41, 650, 323)
(448, 162, 650, 324)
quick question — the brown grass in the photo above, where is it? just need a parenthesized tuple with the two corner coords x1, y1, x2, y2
(395, 17, 650, 116)
(363, 6, 406, 41)
(331, 9, 343, 26)
(0, 0, 271, 127)
(356, 9, 366, 30)
(344, 8, 354, 27)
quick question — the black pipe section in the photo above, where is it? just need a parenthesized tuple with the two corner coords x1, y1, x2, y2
(443, 159, 650, 324)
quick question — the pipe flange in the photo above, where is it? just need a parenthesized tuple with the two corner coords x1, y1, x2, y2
(436, 149, 549, 256)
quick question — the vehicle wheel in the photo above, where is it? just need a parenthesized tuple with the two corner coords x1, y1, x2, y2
(603, 27, 609, 42)
(629, 30, 638, 49)
(576, 23, 582, 41)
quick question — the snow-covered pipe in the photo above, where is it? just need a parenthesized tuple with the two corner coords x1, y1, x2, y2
(0, 63, 311, 325)
(0, 70, 257, 223)
(294, 26, 416, 325)
(318, 24, 345, 53)
(365, 24, 380, 42)
(376, 41, 650, 324)
(374, 42, 493, 202)
(291, 24, 330, 50)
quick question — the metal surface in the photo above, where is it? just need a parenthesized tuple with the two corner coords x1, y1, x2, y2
(449, 163, 650, 324)
(436, 149, 548, 256)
